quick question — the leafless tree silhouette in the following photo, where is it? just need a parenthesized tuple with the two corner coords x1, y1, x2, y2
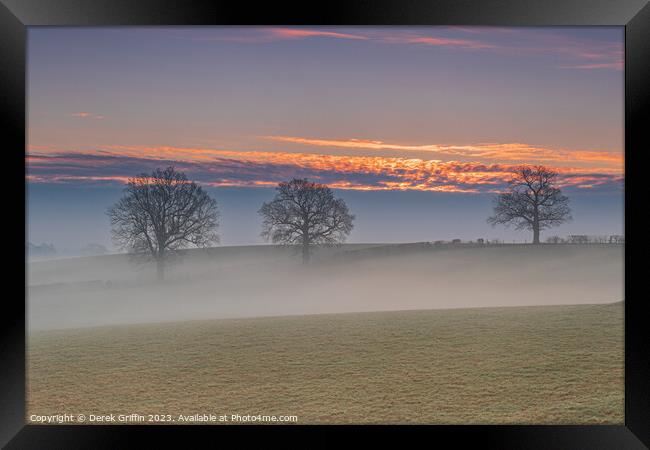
(107, 167, 219, 280)
(259, 178, 355, 263)
(488, 165, 572, 244)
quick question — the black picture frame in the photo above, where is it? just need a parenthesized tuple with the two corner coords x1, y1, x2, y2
(2, 0, 648, 448)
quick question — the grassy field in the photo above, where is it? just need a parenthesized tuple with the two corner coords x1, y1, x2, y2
(27, 301, 623, 424)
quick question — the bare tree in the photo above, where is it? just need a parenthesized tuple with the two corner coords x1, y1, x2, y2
(107, 167, 219, 280)
(487, 165, 572, 244)
(259, 178, 355, 263)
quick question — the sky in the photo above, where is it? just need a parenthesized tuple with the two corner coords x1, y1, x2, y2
(26, 26, 624, 251)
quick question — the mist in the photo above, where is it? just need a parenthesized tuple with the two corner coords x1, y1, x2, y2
(27, 243, 624, 331)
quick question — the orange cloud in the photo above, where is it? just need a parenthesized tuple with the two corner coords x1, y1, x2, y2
(27, 145, 623, 193)
(263, 136, 623, 168)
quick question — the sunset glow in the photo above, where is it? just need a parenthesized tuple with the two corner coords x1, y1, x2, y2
(264, 136, 623, 168)
(27, 26, 624, 194)
(27, 144, 622, 193)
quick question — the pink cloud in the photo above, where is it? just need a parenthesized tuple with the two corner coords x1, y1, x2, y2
(176, 27, 622, 70)
(267, 28, 368, 41)
(265, 28, 495, 50)
(69, 112, 105, 119)
(559, 61, 624, 70)
(381, 35, 496, 50)
(265, 29, 492, 49)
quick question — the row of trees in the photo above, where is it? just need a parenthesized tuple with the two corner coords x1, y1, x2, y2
(108, 169, 355, 279)
(108, 165, 573, 280)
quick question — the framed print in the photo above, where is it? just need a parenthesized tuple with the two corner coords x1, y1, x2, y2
(1, 0, 649, 448)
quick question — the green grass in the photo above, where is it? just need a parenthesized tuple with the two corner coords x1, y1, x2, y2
(27, 302, 623, 424)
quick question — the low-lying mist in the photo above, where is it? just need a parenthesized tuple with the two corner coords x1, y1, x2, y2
(27, 243, 624, 331)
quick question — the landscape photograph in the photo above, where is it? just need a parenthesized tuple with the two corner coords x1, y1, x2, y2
(26, 26, 624, 424)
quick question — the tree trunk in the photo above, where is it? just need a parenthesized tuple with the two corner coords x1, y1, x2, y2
(532, 206, 540, 244)
(532, 224, 540, 244)
(156, 257, 165, 281)
(302, 235, 310, 264)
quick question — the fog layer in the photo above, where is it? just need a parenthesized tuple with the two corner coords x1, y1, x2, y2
(27, 243, 624, 331)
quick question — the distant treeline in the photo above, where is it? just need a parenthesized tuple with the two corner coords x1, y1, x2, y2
(27, 242, 108, 259)
(545, 235, 624, 244)
(431, 235, 624, 245)
(26, 242, 57, 258)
